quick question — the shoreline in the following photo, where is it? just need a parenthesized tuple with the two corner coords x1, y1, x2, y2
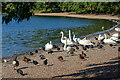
(1, 19, 120, 59)
(2, 17, 120, 78)
(34, 12, 120, 20)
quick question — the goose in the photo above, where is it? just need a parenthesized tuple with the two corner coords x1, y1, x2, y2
(103, 34, 116, 44)
(45, 41, 53, 51)
(64, 37, 75, 54)
(112, 33, 119, 38)
(115, 27, 120, 32)
(98, 34, 105, 40)
(60, 31, 74, 45)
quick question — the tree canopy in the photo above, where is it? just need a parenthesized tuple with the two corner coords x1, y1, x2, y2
(2, 2, 120, 24)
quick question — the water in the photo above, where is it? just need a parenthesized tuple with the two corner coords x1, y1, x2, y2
(2, 15, 116, 58)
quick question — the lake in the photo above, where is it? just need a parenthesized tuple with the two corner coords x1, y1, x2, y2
(2, 15, 116, 58)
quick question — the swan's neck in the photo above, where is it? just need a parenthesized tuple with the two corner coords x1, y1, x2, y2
(104, 34, 107, 39)
(61, 32, 64, 39)
(69, 30, 71, 41)
(73, 33, 76, 40)
(64, 37, 67, 50)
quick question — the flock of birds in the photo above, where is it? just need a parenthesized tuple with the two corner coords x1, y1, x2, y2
(3, 27, 120, 76)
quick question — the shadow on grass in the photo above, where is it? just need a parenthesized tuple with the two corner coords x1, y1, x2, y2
(52, 59, 120, 79)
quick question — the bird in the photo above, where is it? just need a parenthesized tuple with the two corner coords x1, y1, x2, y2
(79, 54, 85, 60)
(72, 32, 80, 43)
(112, 33, 119, 38)
(33, 60, 38, 65)
(12, 56, 19, 70)
(82, 45, 87, 51)
(97, 42, 100, 46)
(29, 52, 33, 55)
(16, 69, 24, 76)
(75, 45, 79, 49)
(94, 37, 98, 40)
(81, 51, 86, 57)
(23, 57, 31, 63)
(103, 34, 116, 44)
(35, 50, 38, 53)
(110, 36, 119, 41)
(40, 55, 45, 59)
(98, 45, 103, 49)
(45, 41, 53, 51)
(57, 47, 60, 51)
(115, 27, 120, 32)
(60, 31, 74, 45)
(98, 34, 105, 41)
(43, 59, 48, 65)
(78, 37, 94, 46)
(3, 59, 8, 63)
(41, 46, 45, 51)
(58, 56, 64, 62)
(63, 37, 75, 54)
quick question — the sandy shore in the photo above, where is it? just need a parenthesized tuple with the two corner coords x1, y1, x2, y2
(34, 12, 120, 20)
(1, 22, 120, 78)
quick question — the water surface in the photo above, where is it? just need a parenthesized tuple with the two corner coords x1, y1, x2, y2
(2, 15, 116, 58)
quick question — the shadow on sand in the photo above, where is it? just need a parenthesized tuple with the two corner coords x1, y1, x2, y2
(52, 57, 120, 79)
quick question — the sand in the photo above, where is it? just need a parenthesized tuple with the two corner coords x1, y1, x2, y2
(1, 24, 120, 79)
(34, 12, 120, 20)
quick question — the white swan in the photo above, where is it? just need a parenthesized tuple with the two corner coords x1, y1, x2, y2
(72, 32, 80, 43)
(103, 34, 116, 44)
(115, 27, 120, 32)
(45, 41, 53, 51)
(64, 37, 74, 53)
(110, 36, 119, 41)
(60, 31, 74, 45)
(98, 34, 105, 40)
(112, 33, 119, 38)
(78, 37, 93, 46)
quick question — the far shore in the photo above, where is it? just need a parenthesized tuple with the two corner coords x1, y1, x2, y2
(34, 12, 120, 20)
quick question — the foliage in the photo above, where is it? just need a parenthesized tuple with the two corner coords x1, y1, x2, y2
(2, 2, 120, 24)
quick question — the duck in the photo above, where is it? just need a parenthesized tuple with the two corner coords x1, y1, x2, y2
(81, 51, 86, 57)
(45, 41, 53, 51)
(63, 37, 75, 54)
(103, 34, 116, 44)
(16, 69, 24, 76)
(43, 59, 48, 65)
(115, 27, 120, 32)
(58, 56, 63, 62)
(23, 57, 31, 63)
(35, 50, 38, 53)
(3, 59, 8, 63)
(60, 31, 74, 45)
(29, 52, 33, 55)
(79, 54, 85, 60)
(33, 60, 38, 65)
(12, 56, 19, 70)
(40, 55, 45, 59)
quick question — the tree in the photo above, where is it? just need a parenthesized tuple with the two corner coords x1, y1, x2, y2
(2, 2, 35, 24)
